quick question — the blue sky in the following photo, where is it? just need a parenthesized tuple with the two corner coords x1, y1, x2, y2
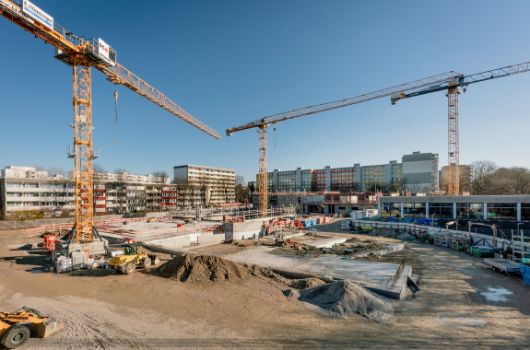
(2, 0, 530, 182)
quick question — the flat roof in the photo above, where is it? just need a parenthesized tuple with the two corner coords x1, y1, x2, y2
(380, 195, 530, 204)
(173, 164, 235, 173)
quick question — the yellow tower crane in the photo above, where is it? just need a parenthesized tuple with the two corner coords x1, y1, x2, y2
(227, 62, 530, 213)
(0, 0, 220, 243)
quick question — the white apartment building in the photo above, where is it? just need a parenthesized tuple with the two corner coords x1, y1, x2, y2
(0, 166, 176, 220)
(0, 166, 74, 220)
(174, 164, 236, 208)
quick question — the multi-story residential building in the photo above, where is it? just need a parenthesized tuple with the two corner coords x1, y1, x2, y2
(173, 164, 235, 208)
(330, 166, 356, 192)
(311, 168, 328, 191)
(0, 166, 176, 220)
(0, 166, 74, 220)
(251, 151, 439, 195)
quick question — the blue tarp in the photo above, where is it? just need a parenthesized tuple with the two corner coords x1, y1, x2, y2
(302, 219, 316, 227)
(521, 264, 530, 286)
(414, 218, 433, 226)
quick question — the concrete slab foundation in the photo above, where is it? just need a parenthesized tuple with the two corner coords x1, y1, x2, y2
(222, 246, 411, 299)
(303, 237, 348, 248)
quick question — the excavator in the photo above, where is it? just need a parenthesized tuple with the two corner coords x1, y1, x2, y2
(0, 307, 63, 349)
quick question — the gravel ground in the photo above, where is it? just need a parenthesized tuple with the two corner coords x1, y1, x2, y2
(0, 228, 529, 349)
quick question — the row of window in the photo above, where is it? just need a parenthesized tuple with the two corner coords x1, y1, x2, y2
(382, 202, 530, 220)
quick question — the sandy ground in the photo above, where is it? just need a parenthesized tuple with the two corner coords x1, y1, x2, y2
(0, 224, 529, 349)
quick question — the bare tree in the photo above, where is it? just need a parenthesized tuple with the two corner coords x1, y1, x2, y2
(235, 175, 245, 186)
(470, 161, 530, 195)
(152, 171, 169, 184)
(93, 163, 106, 174)
(471, 161, 497, 194)
(47, 167, 66, 177)
(235, 183, 249, 204)
(491, 167, 530, 194)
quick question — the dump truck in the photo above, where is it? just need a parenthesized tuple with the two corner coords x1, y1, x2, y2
(107, 244, 159, 274)
(0, 307, 63, 349)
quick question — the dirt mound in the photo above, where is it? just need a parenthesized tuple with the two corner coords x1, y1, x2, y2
(158, 253, 285, 284)
(299, 280, 393, 323)
(291, 278, 327, 290)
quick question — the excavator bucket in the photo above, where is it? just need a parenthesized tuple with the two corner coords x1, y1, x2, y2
(34, 318, 64, 339)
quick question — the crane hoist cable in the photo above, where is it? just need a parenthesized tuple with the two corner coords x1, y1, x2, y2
(273, 126, 277, 150)
(114, 90, 119, 144)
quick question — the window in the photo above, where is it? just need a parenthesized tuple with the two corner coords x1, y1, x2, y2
(487, 203, 516, 220)
(457, 203, 483, 219)
(381, 203, 400, 217)
(403, 202, 426, 218)
(430, 203, 453, 218)
(521, 204, 530, 221)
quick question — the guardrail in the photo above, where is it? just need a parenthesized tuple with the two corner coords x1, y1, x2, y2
(350, 219, 530, 251)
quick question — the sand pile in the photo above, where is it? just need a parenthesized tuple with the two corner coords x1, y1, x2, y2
(291, 278, 327, 290)
(158, 253, 285, 283)
(299, 281, 393, 323)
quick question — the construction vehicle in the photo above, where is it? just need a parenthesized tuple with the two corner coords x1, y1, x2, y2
(0, 307, 63, 349)
(0, 0, 220, 268)
(107, 244, 159, 274)
(227, 62, 530, 212)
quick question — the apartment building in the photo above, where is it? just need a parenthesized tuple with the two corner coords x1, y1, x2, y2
(0, 166, 176, 220)
(173, 164, 235, 208)
(0, 166, 74, 220)
(252, 151, 439, 195)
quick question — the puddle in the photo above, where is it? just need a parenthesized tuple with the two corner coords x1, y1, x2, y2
(480, 287, 512, 302)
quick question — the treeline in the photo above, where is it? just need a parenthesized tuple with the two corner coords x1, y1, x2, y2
(471, 161, 530, 195)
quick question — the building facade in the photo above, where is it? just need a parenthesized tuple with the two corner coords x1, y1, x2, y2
(402, 151, 439, 194)
(252, 151, 438, 195)
(173, 164, 236, 208)
(0, 166, 176, 220)
(250, 191, 377, 215)
(379, 195, 530, 222)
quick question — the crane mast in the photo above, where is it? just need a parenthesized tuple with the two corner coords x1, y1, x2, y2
(447, 82, 460, 196)
(1, 0, 220, 243)
(72, 60, 95, 242)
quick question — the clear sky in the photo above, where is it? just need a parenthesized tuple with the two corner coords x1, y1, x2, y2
(2, 0, 530, 183)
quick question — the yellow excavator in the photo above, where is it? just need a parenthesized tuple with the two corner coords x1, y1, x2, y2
(0, 307, 63, 349)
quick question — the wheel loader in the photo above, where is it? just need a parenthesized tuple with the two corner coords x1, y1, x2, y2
(0, 307, 63, 349)
(107, 244, 159, 274)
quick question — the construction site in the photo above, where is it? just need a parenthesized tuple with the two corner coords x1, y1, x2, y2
(0, 0, 529, 349)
